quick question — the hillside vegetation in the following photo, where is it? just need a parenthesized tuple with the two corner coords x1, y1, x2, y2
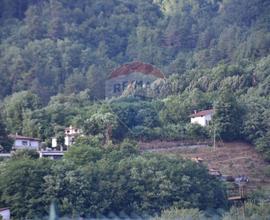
(0, 0, 270, 157)
(0, 0, 270, 219)
(0, 0, 270, 100)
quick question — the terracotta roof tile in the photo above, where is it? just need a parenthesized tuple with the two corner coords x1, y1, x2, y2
(9, 134, 41, 141)
(191, 109, 214, 117)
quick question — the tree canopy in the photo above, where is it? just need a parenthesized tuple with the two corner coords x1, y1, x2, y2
(1, 0, 270, 218)
(0, 140, 227, 218)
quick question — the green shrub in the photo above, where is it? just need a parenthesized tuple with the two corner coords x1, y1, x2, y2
(222, 202, 270, 220)
(262, 165, 270, 178)
(186, 124, 210, 140)
(153, 207, 205, 220)
(255, 133, 270, 161)
(162, 123, 186, 141)
(11, 149, 39, 160)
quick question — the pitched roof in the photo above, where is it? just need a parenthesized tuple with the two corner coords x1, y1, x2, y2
(191, 109, 214, 117)
(0, 207, 10, 212)
(9, 134, 41, 141)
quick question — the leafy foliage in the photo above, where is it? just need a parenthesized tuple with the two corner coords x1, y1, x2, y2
(0, 140, 227, 218)
(153, 207, 205, 220)
(0, 158, 53, 219)
(0, 0, 269, 102)
(213, 89, 243, 141)
(0, 114, 12, 152)
(0, 0, 269, 147)
(46, 141, 227, 217)
(222, 202, 270, 220)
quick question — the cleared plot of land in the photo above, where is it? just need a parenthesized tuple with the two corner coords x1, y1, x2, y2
(140, 141, 270, 194)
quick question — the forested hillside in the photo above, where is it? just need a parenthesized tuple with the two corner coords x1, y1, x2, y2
(1, 0, 270, 218)
(0, 0, 269, 158)
(0, 0, 269, 101)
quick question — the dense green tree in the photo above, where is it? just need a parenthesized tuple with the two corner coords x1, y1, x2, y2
(83, 112, 117, 139)
(241, 94, 270, 143)
(2, 91, 41, 134)
(0, 0, 269, 104)
(44, 142, 226, 217)
(11, 149, 39, 160)
(0, 158, 53, 219)
(213, 89, 243, 141)
(159, 91, 211, 126)
(185, 123, 210, 140)
(255, 131, 270, 162)
(0, 114, 12, 152)
(64, 136, 104, 166)
(0, 0, 270, 217)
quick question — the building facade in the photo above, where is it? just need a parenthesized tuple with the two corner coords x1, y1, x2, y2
(64, 125, 82, 146)
(10, 135, 41, 150)
(0, 208, 10, 220)
(190, 109, 214, 127)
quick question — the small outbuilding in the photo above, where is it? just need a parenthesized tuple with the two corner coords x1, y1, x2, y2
(190, 109, 214, 127)
(0, 207, 10, 220)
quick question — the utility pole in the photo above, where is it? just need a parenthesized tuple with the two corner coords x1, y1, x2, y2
(213, 124, 216, 151)
(213, 105, 216, 151)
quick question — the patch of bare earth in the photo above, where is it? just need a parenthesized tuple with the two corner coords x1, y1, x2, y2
(140, 141, 270, 193)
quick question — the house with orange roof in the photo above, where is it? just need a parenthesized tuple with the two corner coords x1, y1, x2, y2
(190, 109, 214, 127)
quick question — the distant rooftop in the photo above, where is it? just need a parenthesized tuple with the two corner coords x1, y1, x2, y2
(9, 134, 41, 141)
(191, 109, 214, 117)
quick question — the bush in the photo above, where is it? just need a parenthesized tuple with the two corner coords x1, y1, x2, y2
(263, 165, 270, 177)
(222, 202, 270, 220)
(255, 133, 270, 161)
(162, 124, 186, 141)
(11, 149, 39, 160)
(186, 124, 210, 140)
(153, 207, 205, 220)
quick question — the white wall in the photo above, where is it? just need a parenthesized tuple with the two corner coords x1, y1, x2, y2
(0, 209, 10, 220)
(13, 139, 40, 150)
(191, 114, 212, 127)
(52, 138, 57, 148)
(65, 136, 74, 146)
(205, 114, 212, 124)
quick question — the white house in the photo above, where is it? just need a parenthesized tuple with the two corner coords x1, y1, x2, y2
(0, 208, 10, 220)
(64, 125, 82, 146)
(190, 109, 214, 127)
(10, 135, 41, 150)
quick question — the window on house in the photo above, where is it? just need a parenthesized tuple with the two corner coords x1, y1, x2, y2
(22, 141, 28, 146)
